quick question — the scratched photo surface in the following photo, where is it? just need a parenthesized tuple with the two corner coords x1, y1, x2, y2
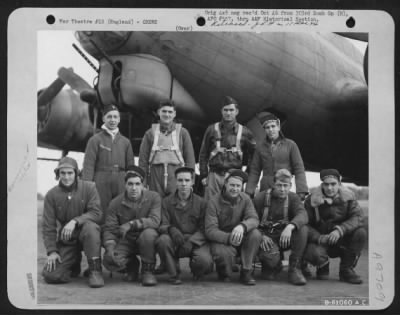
(7, 8, 394, 310)
(35, 30, 369, 306)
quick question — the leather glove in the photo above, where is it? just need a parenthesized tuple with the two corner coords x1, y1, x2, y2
(178, 241, 193, 256)
(130, 219, 144, 232)
(318, 234, 330, 245)
(169, 226, 185, 246)
(119, 222, 131, 239)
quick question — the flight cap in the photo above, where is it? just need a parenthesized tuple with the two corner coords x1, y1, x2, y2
(175, 166, 195, 177)
(320, 169, 341, 182)
(225, 169, 248, 183)
(258, 112, 280, 127)
(125, 165, 146, 182)
(103, 104, 119, 115)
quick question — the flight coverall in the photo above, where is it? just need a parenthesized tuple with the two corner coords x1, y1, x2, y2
(139, 123, 195, 197)
(205, 192, 261, 278)
(253, 190, 308, 273)
(156, 192, 213, 279)
(42, 180, 102, 283)
(246, 136, 308, 196)
(303, 186, 367, 270)
(102, 190, 161, 270)
(199, 121, 256, 199)
(82, 130, 135, 223)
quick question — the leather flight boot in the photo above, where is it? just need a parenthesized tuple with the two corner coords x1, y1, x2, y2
(240, 268, 256, 285)
(70, 253, 82, 277)
(288, 255, 307, 285)
(339, 250, 362, 284)
(316, 261, 330, 280)
(141, 263, 157, 286)
(88, 257, 105, 288)
(301, 260, 312, 279)
(123, 256, 140, 282)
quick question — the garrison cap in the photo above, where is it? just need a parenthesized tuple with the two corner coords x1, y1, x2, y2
(125, 165, 146, 182)
(320, 169, 341, 182)
(175, 166, 195, 177)
(225, 169, 248, 183)
(103, 104, 119, 115)
(258, 112, 280, 127)
(221, 95, 238, 108)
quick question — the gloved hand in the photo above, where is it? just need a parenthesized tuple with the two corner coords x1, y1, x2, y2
(169, 226, 185, 246)
(130, 219, 144, 232)
(119, 222, 131, 239)
(318, 234, 330, 245)
(178, 240, 193, 256)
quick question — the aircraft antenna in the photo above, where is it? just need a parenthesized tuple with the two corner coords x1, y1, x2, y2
(89, 39, 121, 74)
(72, 43, 99, 73)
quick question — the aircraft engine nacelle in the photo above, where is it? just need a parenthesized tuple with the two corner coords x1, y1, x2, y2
(37, 89, 94, 152)
(97, 54, 205, 120)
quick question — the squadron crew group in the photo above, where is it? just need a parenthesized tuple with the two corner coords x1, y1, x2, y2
(42, 98, 367, 289)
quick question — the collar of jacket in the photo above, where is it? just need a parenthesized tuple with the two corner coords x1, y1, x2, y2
(122, 190, 147, 208)
(265, 133, 285, 145)
(219, 120, 238, 133)
(171, 190, 194, 207)
(159, 122, 176, 134)
(101, 124, 120, 137)
(309, 185, 356, 207)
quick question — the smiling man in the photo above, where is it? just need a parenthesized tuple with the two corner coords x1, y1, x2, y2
(253, 169, 309, 285)
(82, 104, 135, 223)
(205, 169, 261, 285)
(139, 99, 195, 198)
(102, 165, 161, 286)
(42, 157, 104, 288)
(303, 169, 367, 284)
(199, 96, 256, 200)
(246, 113, 308, 201)
(155, 167, 213, 284)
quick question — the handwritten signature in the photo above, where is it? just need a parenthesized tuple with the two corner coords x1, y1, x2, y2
(8, 144, 31, 193)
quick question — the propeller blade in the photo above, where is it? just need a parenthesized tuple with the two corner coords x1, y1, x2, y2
(93, 107, 98, 134)
(57, 67, 93, 94)
(37, 77, 66, 107)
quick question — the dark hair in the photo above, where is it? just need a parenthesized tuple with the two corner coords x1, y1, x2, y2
(158, 99, 176, 110)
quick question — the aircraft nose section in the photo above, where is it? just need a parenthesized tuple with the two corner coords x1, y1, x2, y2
(75, 31, 132, 59)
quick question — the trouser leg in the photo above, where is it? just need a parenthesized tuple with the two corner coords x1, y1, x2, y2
(190, 244, 214, 277)
(155, 234, 178, 277)
(204, 172, 225, 200)
(240, 229, 262, 270)
(137, 228, 158, 264)
(42, 244, 79, 284)
(78, 221, 102, 259)
(94, 173, 113, 224)
(210, 242, 236, 279)
(290, 225, 308, 257)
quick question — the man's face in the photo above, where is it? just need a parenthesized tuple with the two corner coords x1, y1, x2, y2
(221, 104, 239, 122)
(321, 177, 340, 198)
(273, 179, 292, 199)
(264, 121, 280, 141)
(225, 177, 243, 198)
(59, 167, 76, 187)
(176, 172, 194, 195)
(125, 176, 144, 200)
(158, 106, 176, 125)
(103, 110, 120, 130)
